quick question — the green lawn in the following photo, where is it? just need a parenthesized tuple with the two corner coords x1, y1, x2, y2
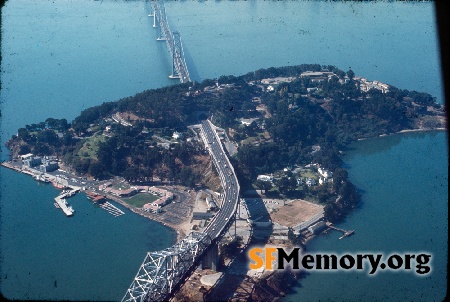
(124, 193, 159, 208)
(115, 183, 130, 190)
(300, 169, 318, 180)
(78, 134, 107, 160)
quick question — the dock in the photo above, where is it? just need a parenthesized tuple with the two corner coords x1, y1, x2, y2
(59, 188, 80, 199)
(326, 222, 354, 239)
(2, 161, 83, 217)
(53, 187, 80, 216)
(54, 195, 74, 216)
(99, 201, 125, 217)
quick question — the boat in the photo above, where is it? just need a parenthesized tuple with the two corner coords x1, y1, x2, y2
(52, 180, 67, 190)
(52, 175, 67, 190)
(34, 174, 50, 183)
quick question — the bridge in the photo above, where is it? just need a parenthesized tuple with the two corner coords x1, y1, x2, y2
(122, 120, 240, 302)
(149, 0, 191, 83)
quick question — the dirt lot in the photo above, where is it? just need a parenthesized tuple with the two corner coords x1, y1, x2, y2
(269, 199, 324, 227)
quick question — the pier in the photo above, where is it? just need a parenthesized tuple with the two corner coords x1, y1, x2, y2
(53, 187, 80, 216)
(54, 195, 74, 217)
(326, 222, 354, 239)
(1, 161, 79, 217)
(59, 188, 80, 199)
(54, 187, 81, 216)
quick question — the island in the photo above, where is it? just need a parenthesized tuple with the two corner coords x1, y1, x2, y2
(3, 64, 446, 300)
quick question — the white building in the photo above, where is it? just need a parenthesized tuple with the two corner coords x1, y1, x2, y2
(20, 153, 34, 160)
(318, 167, 333, 179)
(305, 178, 316, 187)
(39, 161, 58, 172)
(240, 118, 258, 126)
(206, 196, 218, 211)
(300, 71, 334, 78)
(23, 156, 42, 168)
(257, 174, 273, 183)
(172, 131, 183, 140)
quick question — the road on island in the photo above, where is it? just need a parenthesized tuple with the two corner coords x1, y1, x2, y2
(199, 120, 240, 240)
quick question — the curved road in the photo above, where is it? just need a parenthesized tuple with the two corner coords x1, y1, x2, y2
(122, 120, 240, 302)
(200, 120, 240, 240)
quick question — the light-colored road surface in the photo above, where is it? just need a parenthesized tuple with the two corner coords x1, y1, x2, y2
(199, 120, 240, 240)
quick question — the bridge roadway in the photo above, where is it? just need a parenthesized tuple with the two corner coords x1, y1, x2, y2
(200, 120, 240, 239)
(151, 0, 191, 83)
(122, 120, 239, 302)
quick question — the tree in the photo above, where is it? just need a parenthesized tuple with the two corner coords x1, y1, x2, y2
(255, 179, 272, 194)
(277, 176, 291, 194)
(124, 166, 139, 183)
(346, 69, 355, 80)
(288, 176, 298, 191)
(18, 145, 31, 155)
(73, 122, 88, 136)
(88, 161, 104, 178)
(17, 128, 30, 141)
(37, 130, 58, 144)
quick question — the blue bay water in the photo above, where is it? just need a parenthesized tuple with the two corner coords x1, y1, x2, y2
(0, 167, 176, 300)
(1, 0, 447, 301)
(285, 131, 448, 302)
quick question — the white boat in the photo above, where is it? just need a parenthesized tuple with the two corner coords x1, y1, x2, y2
(34, 174, 50, 183)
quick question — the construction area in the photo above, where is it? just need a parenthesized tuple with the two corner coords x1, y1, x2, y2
(171, 195, 329, 302)
(269, 199, 324, 227)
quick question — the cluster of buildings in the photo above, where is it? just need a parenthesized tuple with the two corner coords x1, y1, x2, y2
(304, 178, 317, 187)
(318, 167, 333, 185)
(100, 183, 173, 203)
(140, 186, 174, 213)
(300, 71, 336, 83)
(356, 77, 390, 93)
(97, 182, 174, 214)
(256, 70, 389, 96)
(111, 112, 132, 127)
(260, 76, 296, 92)
(202, 83, 234, 94)
(21, 153, 59, 172)
(256, 164, 334, 189)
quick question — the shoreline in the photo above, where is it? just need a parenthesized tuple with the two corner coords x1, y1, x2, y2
(357, 127, 447, 141)
(0, 161, 185, 242)
(2, 121, 442, 300)
(104, 193, 185, 242)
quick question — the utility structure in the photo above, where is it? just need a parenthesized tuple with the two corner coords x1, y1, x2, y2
(149, 0, 190, 83)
